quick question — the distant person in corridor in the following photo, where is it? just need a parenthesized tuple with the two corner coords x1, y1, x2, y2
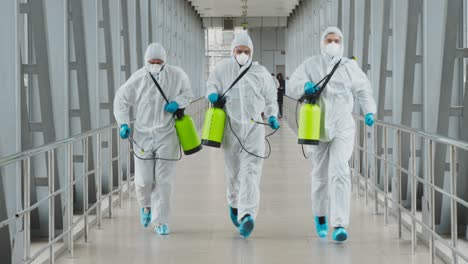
(276, 73, 286, 118)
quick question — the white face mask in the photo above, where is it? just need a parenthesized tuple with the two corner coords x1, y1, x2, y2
(325, 42, 342, 57)
(235, 53, 250, 66)
(147, 63, 163, 73)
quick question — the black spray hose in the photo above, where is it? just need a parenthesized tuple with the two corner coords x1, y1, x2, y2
(227, 117, 280, 159)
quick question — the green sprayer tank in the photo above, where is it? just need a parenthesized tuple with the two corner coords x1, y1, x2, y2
(174, 110, 202, 155)
(201, 106, 226, 148)
(201, 65, 251, 148)
(298, 100, 321, 145)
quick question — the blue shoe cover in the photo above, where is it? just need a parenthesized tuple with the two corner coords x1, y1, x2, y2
(332, 227, 348, 242)
(156, 224, 170, 235)
(314, 216, 328, 238)
(239, 215, 255, 238)
(230, 207, 240, 227)
(140, 208, 151, 228)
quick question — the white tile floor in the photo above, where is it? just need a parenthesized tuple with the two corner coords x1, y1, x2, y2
(56, 121, 442, 264)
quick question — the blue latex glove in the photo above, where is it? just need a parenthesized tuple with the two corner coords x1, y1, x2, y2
(208, 93, 219, 104)
(304, 81, 318, 95)
(365, 113, 374, 127)
(120, 124, 130, 139)
(268, 116, 280, 129)
(164, 101, 179, 113)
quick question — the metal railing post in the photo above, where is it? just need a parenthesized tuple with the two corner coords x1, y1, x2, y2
(117, 129, 123, 208)
(126, 137, 131, 201)
(351, 118, 356, 195)
(374, 124, 378, 215)
(23, 157, 31, 261)
(350, 134, 355, 194)
(108, 129, 113, 217)
(397, 130, 402, 238)
(48, 149, 55, 264)
(383, 127, 389, 225)
(428, 139, 435, 263)
(450, 145, 458, 264)
(356, 118, 362, 200)
(67, 143, 74, 257)
(411, 134, 417, 254)
(96, 133, 102, 229)
(83, 137, 89, 242)
(364, 123, 368, 206)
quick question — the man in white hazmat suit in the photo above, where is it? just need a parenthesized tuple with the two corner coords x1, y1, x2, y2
(113, 43, 193, 235)
(206, 31, 279, 238)
(289, 27, 376, 242)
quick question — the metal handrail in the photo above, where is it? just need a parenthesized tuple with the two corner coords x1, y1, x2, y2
(0, 123, 118, 167)
(283, 95, 468, 263)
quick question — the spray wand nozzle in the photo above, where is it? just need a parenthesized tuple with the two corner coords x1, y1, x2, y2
(250, 118, 270, 126)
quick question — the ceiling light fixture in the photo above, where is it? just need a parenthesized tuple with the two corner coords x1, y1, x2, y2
(241, 0, 248, 29)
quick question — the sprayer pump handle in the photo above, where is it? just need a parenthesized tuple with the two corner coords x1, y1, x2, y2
(174, 108, 185, 119)
(213, 96, 227, 108)
(299, 94, 318, 104)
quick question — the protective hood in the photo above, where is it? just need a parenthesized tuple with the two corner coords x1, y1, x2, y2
(144, 43, 167, 66)
(320, 27, 344, 61)
(230, 31, 254, 66)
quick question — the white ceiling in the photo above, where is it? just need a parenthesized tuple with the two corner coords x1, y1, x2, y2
(189, 0, 300, 17)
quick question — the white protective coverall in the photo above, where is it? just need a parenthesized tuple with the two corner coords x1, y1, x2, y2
(114, 43, 193, 224)
(288, 27, 376, 227)
(206, 32, 278, 221)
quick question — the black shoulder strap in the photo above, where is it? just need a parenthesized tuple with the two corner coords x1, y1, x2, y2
(316, 59, 341, 97)
(148, 70, 187, 119)
(148, 71, 169, 104)
(220, 63, 252, 97)
(299, 59, 342, 103)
